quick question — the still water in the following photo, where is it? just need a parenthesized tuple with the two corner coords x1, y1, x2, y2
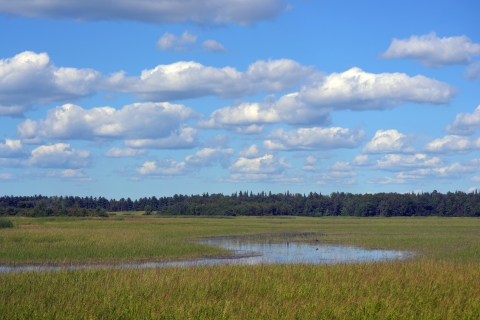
(0, 236, 411, 273)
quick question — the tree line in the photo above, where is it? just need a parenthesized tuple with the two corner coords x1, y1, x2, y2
(1, 190, 480, 217)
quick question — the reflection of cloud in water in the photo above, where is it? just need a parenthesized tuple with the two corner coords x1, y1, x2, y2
(0, 237, 412, 273)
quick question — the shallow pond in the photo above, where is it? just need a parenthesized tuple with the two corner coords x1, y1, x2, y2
(0, 236, 412, 273)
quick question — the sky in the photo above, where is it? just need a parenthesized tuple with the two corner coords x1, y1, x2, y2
(0, 0, 479, 199)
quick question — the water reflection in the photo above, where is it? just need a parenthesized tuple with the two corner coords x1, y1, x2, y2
(0, 237, 412, 273)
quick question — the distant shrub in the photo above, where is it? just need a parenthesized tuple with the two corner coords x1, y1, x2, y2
(0, 217, 14, 228)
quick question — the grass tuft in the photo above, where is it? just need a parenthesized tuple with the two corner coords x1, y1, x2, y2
(0, 217, 13, 228)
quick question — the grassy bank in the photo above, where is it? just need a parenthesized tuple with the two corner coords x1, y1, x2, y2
(1, 216, 480, 318)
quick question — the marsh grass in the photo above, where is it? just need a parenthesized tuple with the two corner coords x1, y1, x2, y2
(1, 260, 479, 319)
(1, 216, 480, 264)
(2, 216, 480, 318)
(0, 217, 13, 228)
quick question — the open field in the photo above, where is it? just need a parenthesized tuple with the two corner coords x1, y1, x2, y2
(1, 216, 480, 318)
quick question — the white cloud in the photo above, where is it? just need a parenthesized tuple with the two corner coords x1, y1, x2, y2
(229, 154, 293, 174)
(124, 127, 198, 149)
(105, 59, 313, 101)
(375, 154, 444, 171)
(0, 51, 100, 116)
(351, 154, 370, 166)
(27, 143, 91, 168)
(298, 67, 456, 110)
(224, 172, 305, 184)
(363, 129, 414, 154)
(137, 147, 234, 177)
(224, 154, 298, 183)
(302, 155, 319, 172)
(327, 161, 353, 171)
(17, 103, 200, 149)
(201, 67, 456, 130)
(0, 173, 17, 180)
(202, 40, 227, 52)
(379, 32, 480, 67)
(445, 105, 480, 135)
(465, 61, 480, 81)
(399, 160, 480, 180)
(423, 135, 480, 154)
(238, 145, 262, 158)
(263, 127, 366, 151)
(104, 147, 148, 158)
(156, 31, 197, 51)
(0, 139, 28, 158)
(46, 169, 93, 181)
(470, 176, 480, 183)
(0, 0, 286, 25)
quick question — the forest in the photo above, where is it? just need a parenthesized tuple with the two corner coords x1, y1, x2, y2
(1, 190, 480, 217)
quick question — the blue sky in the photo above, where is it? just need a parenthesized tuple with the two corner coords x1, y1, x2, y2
(0, 0, 479, 198)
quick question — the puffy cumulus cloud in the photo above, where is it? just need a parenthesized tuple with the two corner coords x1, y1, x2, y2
(0, 139, 28, 158)
(0, 0, 286, 25)
(423, 135, 480, 154)
(229, 154, 293, 174)
(465, 61, 480, 81)
(202, 68, 455, 130)
(375, 154, 444, 171)
(327, 161, 353, 171)
(17, 103, 200, 146)
(263, 127, 366, 151)
(320, 155, 371, 175)
(225, 154, 299, 184)
(27, 143, 91, 168)
(104, 147, 148, 158)
(363, 130, 414, 154)
(156, 31, 197, 51)
(446, 105, 480, 135)
(0, 51, 100, 116)
(351, 154, 370, 166)
(238, 145, 262, 158)
(124, 127, 199, 149)
(104, 59, 313, 101)
(302, 155, 318, 172)
(379, 32, 480, 67)
(297, 67, 456, 110)
(137, 147, 234, 177)
(199, 95, 331, 129)
(203, 40, 228, 53)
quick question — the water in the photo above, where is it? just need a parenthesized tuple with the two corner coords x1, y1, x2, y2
(0, 236, 412, 273)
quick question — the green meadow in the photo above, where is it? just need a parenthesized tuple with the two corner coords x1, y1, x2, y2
(1, 216, 480, 318)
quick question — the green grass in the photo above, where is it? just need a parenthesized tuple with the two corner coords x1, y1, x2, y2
(1, 216, 480, 264)
(1, 260, 479, 319)
(1, 216, 480, 318)
(0, 217, 13, 228)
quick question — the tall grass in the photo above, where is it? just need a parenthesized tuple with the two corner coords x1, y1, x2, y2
(0, 217, 13, 228)
(1, 217, 480, 318)
(1, 260, 479, 319)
